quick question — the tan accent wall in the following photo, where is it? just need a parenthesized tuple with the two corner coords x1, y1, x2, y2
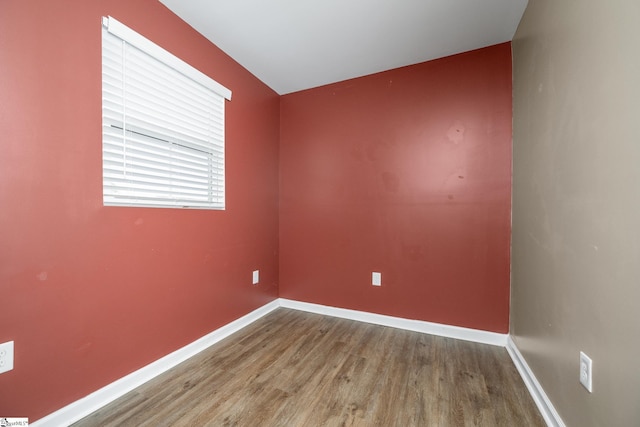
(511, 0, 640, 425)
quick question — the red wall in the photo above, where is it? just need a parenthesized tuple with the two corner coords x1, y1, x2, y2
(0, 0, 279, 421)
(280, 43, 512, 333)
(1, 0, 512, 419)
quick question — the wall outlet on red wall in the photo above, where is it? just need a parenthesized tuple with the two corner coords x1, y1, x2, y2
(0, 341, 14, 374)
(372, 272, 382, 287)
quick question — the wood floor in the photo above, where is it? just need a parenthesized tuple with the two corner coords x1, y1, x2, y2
(73, 309, 545, 427)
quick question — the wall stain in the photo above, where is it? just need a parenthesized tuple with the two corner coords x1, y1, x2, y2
(402, 244, 424, 262)
(446, 120, 465, 144)
(349, 144, 365, 162)
(75, 341, 93, 353)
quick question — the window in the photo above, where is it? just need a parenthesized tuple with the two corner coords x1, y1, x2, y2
(101, 16, 231, 209)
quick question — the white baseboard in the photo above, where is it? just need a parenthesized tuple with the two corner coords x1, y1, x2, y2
(31, 299, 280, 427)
(32, 298, 558, 427)
(279, 298, 508, 347)
(506, 336, 565, 427)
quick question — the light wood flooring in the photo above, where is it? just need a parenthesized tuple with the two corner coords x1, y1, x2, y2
(73, 308, 545, 426)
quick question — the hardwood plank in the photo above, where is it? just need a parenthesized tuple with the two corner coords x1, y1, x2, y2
(72, 309, 545, 427)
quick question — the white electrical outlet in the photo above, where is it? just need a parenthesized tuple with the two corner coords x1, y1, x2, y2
(372, 272, 381, 286)
(580, 351, 593, 393)
(0, 341, 14, 374)
(252, 270, 259, 285)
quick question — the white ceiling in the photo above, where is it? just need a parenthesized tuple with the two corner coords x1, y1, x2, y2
(159, 0, 528, 95)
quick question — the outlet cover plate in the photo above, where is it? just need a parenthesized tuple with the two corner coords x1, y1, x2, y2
(372, 272, 381, 286)
(0, 341, 14, 374)
(252, 270, 259, 285)
(580, 351, 593, 393)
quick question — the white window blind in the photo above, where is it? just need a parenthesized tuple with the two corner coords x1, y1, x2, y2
(101, 16, 231, 209)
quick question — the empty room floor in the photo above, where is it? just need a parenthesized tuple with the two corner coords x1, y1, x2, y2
(73, 309, 544, 426)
